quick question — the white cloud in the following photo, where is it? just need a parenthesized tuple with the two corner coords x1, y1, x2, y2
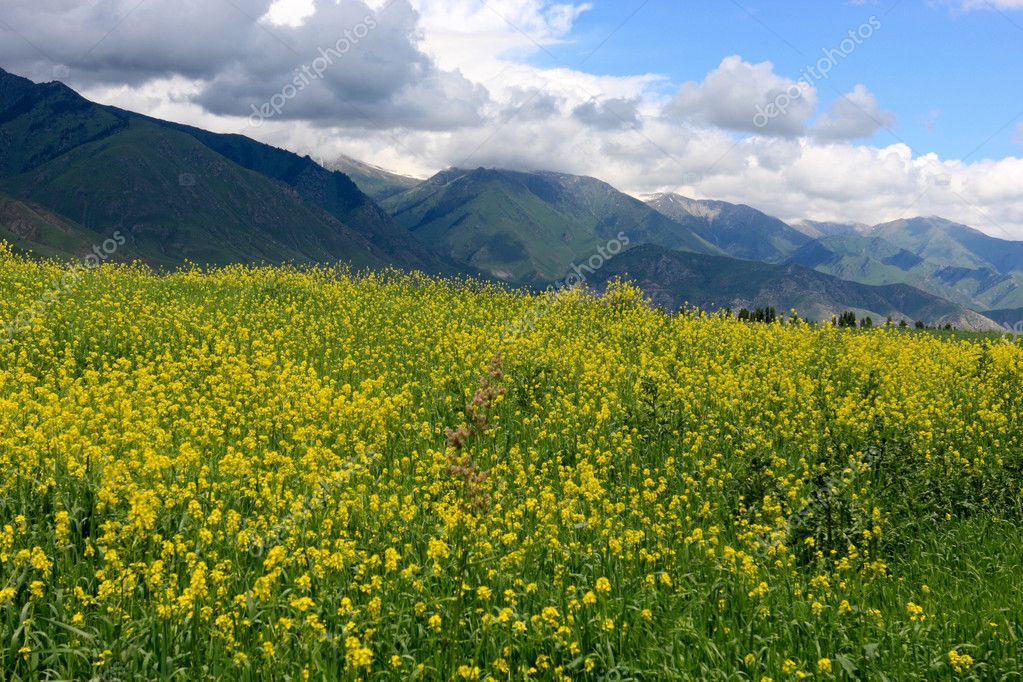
(813, 85, 896, 140)
(2, 0, 1022, 239)
(666, 56, 817, 137)
(388, 0, 592, 87)
(0, 0, 489, 130)
(956, 0, 1023, 9)
(262, 0, 316, 27)
(572, 97, 642, 130)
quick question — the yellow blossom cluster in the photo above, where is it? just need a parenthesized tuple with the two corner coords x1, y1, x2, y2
(0, 245, 1021, 679)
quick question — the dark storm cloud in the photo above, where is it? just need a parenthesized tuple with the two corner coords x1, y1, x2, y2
(0, 0, 488, 130)
(571, 97, 641, 130)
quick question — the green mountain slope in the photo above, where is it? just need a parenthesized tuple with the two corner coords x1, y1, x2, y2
(869, 217, 1023, 275)
(136, 118, 457, 273)
(787, 234, 976, 307)
(328, 154, 422, 201)
(645, 193, 811, 263)
(3, 119, 389, 267)
(789, 220, 867, 239)
(0, 77, 126, 177)
(790, 220, 1023, 310)
(383, 168, 722, 283)
(0, 192, 107, 260)
(0, 67, 456, 271)
(588, 244, 1002, 330)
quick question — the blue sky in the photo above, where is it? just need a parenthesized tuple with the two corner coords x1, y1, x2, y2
(3, 0, 1022, 235)
(530, 0, 1023, 161)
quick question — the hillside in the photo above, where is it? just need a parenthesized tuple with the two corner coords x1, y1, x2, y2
(0, 193, 108, 260)
(789, 219, 1023, 310)
(646, 192, 811, 263)
(328, 154, 423, 201)
(790, 219, 867, 239)
(3, 119, 392, 267)
(0, 68, 455, 271)
(589, 243, 1002, 329)
(383, 167, 722, 282)
(984, 307, 1023, 332)
(868, 217, 1023, 275)
(3, 67, 1020, 321)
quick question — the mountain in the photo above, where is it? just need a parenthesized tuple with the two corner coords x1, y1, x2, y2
(0, 192, 107, 260)
(786, 233, 984, 308)
(587, 244, 1002, 330)
(383, 168, 722, 283)
(982, 308, 1023, 332)
(0, 67, 455, 271)
(790, 219, 867, 239)
(645, 193, 811, 263)
(790, 217, 1023, 310)
(4, 67, 1017, 325)
(328, 154, 422, 201)
(868, 217, 1023, 276)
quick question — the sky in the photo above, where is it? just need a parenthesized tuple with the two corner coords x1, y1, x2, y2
(1, 0, 1022, 237)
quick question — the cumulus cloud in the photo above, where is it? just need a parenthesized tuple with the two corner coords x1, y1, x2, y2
(497, 87, 565, 122)
(572, 97, 642, 130)
(1, 0, 1022, 238)
(813, 85, 896, 140)
(0, 0, 488, 130)
(665, 56, 817, 137)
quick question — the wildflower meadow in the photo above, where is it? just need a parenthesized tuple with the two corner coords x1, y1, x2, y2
(1, 244, 1021, 680)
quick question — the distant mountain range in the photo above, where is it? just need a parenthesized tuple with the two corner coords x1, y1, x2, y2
(790, 220, 867, 239)
(984, 307, 1023, 331)
(644, 193, 811, 263)
(327, 154, 422, 202)
(381, 167, 721, 283)
(1, 66, 1021, 329)
(585, 244, 1003, 331)
(788, 217, 1023, 310)
(0, 67, 458, 273)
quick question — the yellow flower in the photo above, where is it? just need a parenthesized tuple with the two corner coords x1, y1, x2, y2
(457, 665, 481, 679)
(427, 538, 449, 561)
(948, 650, 974, 674)
(817, 658, 832, 674)
(906, 602, 925, 621)
(347, 646, 373, 668)
(289, 596, 315, 612)
(595, 577, 612, 593)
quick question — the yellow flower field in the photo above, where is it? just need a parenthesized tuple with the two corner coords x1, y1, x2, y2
(1, 244, 1021, 679)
